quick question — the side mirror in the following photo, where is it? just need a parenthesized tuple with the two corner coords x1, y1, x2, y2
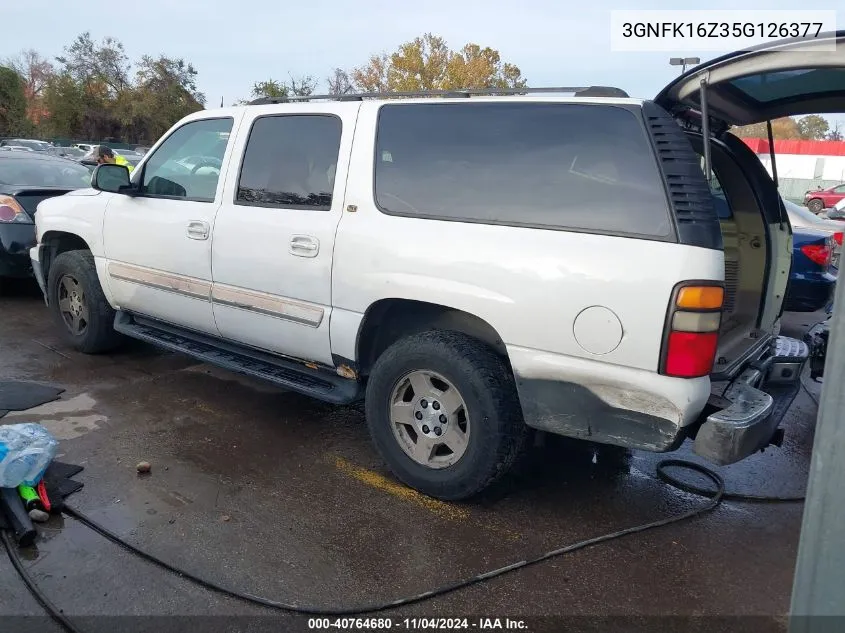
(91, 164, 132, 193)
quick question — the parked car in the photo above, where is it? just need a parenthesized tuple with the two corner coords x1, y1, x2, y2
(784, 227, 837, 312)
(32, 32, 841, 499)
(47, 146, 86, 160)
(79, 146, 143, 169)
(804, 183, 845, 213)
(784, 199, 843, 266)
(0, 152, 91, 285)
(0, 138, 51, 152)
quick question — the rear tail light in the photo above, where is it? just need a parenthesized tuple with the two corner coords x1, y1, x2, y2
(660, 282, 723, 379)
(833, 232, 843, 246)
(0, 195, 31, 224)
(801, 243, 832, 268)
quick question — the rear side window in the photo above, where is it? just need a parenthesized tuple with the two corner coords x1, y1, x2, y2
(374, 103, 672, 237)
(236, 115, 342, 211)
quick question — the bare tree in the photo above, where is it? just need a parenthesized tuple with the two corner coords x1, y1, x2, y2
(287, 74, 317, 97)
(326, 68, 353, 95)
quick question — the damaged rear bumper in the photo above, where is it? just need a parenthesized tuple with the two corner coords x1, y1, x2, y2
(693, 369, 776, 465)
(694, 336, 809, 466)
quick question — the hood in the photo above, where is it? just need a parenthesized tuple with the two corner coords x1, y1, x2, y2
(655, 31, 845, 130)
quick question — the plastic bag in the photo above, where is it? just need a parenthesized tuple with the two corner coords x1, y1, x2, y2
(0, 423, 57, 487)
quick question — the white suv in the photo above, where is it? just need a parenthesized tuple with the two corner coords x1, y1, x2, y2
(31, 34, 842, 499)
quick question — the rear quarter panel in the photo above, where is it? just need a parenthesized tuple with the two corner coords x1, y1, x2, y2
(331, 101, 724, 430)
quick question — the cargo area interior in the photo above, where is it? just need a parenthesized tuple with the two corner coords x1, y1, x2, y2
(692, 136, 769, 376)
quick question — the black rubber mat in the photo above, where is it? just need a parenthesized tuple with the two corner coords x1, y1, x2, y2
(0, 382, 64, 412)
(41, 461, 85, 513)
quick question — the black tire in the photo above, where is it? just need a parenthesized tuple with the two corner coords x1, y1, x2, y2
(365, 330, 529, 500)
(807, 198, 824, 214)
(47, 250, 122, 354)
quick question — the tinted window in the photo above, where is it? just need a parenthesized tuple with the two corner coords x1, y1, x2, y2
(730, 69, 845, 104)
(141, 118, 233, 202)
(0, 156, 91, 188)
(236, 115, 342, 211)
(374, 103, 672, 237)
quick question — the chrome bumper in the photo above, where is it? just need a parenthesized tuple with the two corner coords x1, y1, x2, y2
(694, 336, 809, 465)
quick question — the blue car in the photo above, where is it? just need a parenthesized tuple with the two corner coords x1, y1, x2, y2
(784, 226, 837, 313)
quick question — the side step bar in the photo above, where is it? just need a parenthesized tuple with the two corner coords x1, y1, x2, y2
(113, 312, 362, 405)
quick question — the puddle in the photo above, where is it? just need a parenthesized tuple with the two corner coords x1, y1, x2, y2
(4, 392, 107, 439)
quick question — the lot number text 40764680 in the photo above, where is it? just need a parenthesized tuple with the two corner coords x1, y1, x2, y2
(307, 617, 529, 630)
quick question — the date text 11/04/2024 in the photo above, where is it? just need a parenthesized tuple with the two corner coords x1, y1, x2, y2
(621, 22, 824, 38)
(307, 618, 529, 630)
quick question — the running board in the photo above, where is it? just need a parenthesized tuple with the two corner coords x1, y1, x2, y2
(113, 312, 361, 405)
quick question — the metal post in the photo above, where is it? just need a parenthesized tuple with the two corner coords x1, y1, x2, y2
(789, 279, 845, 630)
(699, 78, 712, 184)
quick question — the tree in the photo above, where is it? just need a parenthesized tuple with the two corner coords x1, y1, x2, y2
(828, 123, 843, 142)
(3, 49, 55, 125)
(40, 71, 85, 138)
(249, 74, 317, 101)
(251, 78, 288, 100)
(732, 117, 802, 140)
(287, 74, 317, 97)
(350, 33, 526, 93)
(326, 68, 353, 95)
(56, 32, 130, 95)
(128, 55, 206, 142)
(0, 66, 29, 135)
(797, 114, 830, 140)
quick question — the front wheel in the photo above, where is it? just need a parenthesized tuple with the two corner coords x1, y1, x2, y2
(807, 198, 824, 213)
(365, 330, 529, 500)
(47, 250, 122, 354)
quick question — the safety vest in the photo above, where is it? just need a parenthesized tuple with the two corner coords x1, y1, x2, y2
(115, 154, 134, 173)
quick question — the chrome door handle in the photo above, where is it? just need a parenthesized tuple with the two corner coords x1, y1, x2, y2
(187, 220, 209, 240)
(290, 235, 319, 257)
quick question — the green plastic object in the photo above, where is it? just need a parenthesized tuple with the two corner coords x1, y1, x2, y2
(17, 484, 43, 511)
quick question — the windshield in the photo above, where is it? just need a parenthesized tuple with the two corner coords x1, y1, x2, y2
(0, 157, 92, 188)
(785, 200, 823, 225)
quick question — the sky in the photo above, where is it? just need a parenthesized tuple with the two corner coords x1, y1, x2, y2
(3, 0, 843, 127)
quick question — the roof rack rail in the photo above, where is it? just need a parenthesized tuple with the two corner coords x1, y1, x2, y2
(247, 85, 629, 105)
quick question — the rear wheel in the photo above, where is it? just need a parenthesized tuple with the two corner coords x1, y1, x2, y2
(47, 250, 122, 354)
(365, 330, 529, 500)
(807, 198, 824, 213)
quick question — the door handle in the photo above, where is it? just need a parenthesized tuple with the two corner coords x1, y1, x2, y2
(187, 220, 210, 240)
(290, 235, 319, 257)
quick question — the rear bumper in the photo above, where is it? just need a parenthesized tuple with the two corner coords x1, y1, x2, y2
(784, 272, 836, 313)
(694, 336, 809, 465)
(511, 335, 807, 466)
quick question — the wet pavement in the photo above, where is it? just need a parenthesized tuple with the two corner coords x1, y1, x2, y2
(0, 280, 827, 632)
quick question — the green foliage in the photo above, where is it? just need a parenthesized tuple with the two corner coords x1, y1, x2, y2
(0, 66, 29, 135)
(797, 114, 830, 140)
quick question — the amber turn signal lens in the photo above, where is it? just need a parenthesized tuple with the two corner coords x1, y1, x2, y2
(676, 286, 724, 310)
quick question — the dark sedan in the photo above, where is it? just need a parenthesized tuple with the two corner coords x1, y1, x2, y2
(784, 226, 838, 313)
(0, 152, 91, 284)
